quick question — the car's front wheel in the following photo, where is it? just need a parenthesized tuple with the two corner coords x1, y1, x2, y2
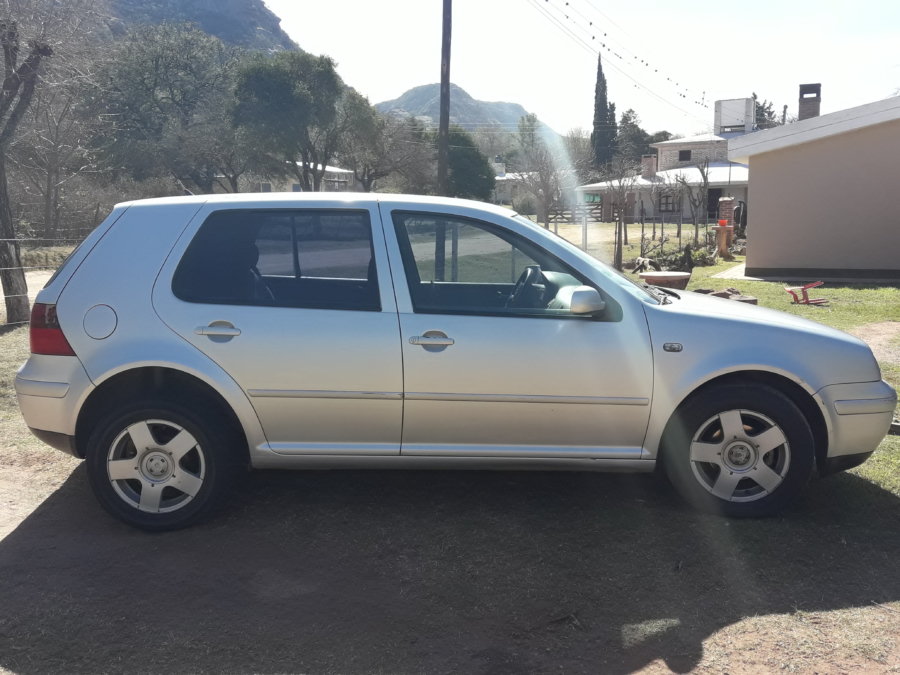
(662, 383, 815, 517)
(85, 399, 243, 530)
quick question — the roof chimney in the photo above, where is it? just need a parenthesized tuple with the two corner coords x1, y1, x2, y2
(798, 83, 821, 121)
(641, 154, 657, 180)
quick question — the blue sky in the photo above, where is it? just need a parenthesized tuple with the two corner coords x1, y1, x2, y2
(264, 0, 900, 137)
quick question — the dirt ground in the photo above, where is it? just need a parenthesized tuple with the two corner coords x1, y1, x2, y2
(850, 321, 900, 367)
(1, 278, 900, 674)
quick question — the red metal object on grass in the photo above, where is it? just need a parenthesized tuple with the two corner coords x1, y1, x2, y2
(785, 281, 828, 305)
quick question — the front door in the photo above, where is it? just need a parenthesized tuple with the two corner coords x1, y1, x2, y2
(383, 208, 653, 459)
(153, 204, 403, 455)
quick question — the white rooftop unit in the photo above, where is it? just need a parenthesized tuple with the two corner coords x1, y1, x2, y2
(714, 98, 756, 134)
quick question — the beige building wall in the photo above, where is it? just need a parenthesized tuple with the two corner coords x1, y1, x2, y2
(746, 118, 900, 279)
(657, 141, 728, 171)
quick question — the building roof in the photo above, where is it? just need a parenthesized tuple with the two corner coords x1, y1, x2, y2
(729, 96, 900, 163)
(292, 162, 354, 174)
(578, 161, 748, 192)
(651, 131, 747, 148)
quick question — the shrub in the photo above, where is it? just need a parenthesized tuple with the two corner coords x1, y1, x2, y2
(512, 195, 536, 216)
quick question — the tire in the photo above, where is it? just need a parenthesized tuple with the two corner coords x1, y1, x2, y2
(661, 383, 815, 517)
(85, 398, 244, 531)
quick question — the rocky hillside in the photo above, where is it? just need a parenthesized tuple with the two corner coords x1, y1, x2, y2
(107, 0, 297, 51)
(376, 83, 535, 129)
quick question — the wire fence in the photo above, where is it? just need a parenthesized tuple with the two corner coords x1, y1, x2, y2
(0, 235, 86, 327)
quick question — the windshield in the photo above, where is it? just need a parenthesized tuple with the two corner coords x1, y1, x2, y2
(511, 214, 663, 304)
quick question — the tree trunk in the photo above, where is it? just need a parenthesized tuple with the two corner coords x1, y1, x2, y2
(537, 200, 549, 228)
(0, 156, 30, 324)
(614, 216, 624, 271)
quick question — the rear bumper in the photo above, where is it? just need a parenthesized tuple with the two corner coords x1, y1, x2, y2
(818, 380, 897, 459)
(28, 428, 78, 456)
(15, 355, 93, 457)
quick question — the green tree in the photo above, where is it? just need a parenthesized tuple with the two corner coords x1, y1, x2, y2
(648, 130, 674, 145)
(591, 54, 616, 168)
(234, 50, 343, 191)
(95, 24, 260, 194)
(752, 92, 782, 129)
(446, 126, 494, 201)
(615, 109, 651, 164)
(337, 92, 431, 193)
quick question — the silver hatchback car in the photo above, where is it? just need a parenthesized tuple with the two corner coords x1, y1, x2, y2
(15, 194, 897, 529)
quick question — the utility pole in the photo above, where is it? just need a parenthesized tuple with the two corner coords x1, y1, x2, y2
(436, 0, 452, 196)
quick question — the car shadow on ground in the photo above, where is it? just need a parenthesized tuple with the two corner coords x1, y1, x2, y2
(0, 466, 898, 674)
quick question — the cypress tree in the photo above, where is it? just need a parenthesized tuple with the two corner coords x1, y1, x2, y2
(591, 54, 616, 168)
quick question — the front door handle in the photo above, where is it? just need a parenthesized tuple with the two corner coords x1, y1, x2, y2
(409, 330, 454, 350)
(409, 335, 454, 346)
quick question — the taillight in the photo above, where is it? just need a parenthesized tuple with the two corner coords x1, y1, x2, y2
(30, 303, 76, 356)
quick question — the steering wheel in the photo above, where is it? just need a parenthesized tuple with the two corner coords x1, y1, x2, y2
(505, 265, 542, 308)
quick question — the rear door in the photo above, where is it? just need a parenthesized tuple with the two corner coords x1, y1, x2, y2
(152, 201, 403, 456)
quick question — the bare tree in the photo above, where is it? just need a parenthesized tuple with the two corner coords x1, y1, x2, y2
(563, 127, 595, 185)
(600, 157, 639, 270)
(674, 158, 710, 245)
(10, 70, 97, 241)
(0, 12, 53, 323)
(470, 124, 515, 167)
(513, 113, 562, 227)
(638, 172, 669, 254)
(0, 0, 104, 323)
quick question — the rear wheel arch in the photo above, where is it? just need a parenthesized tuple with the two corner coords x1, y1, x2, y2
(663, 370, 829, 475)
(75, 366, 249, 465)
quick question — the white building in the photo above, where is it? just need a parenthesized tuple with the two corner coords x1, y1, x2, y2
(577, 99, 754, 222)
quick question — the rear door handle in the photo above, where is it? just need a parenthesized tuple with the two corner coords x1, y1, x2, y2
(195, 322, 241, 338)
(409, 330, 454, 349)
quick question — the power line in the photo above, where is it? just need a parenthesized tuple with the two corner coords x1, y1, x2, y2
(562, 0, 710, 108)
(525, 0, 711, 126)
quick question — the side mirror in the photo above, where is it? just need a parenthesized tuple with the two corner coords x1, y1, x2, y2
(570, 286, 606, 315)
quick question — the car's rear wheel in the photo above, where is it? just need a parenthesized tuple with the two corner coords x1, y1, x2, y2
(662, 383, 815, 517)
(85, 399, 243, 530)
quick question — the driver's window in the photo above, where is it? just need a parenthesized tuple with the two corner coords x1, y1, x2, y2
(404, 216, 536, 284)
(392, 211, 586, 317)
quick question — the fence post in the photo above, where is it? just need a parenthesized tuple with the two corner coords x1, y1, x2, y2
(581, 214, 587, 251)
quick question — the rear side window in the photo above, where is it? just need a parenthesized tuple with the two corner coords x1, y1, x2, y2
(172, 209, 380, 311)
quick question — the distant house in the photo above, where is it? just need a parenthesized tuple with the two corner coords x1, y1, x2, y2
(250, 165, 362, 193)
(578, 99, 752, 222)
(729, 95, 900, 280)
(491, 162, 580, 209)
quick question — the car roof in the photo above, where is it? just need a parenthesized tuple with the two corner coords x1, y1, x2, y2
(115, 192, 519, 219)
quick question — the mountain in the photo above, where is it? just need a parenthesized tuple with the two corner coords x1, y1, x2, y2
(106, 0, 297, 51)
(376, 83, 540, 131)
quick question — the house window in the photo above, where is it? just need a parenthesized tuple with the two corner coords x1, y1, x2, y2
(659, 194, 677, 212)
(292, 183, 302, 192)
(259, 182, 272, 192)
(678, 150, 692, 162)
